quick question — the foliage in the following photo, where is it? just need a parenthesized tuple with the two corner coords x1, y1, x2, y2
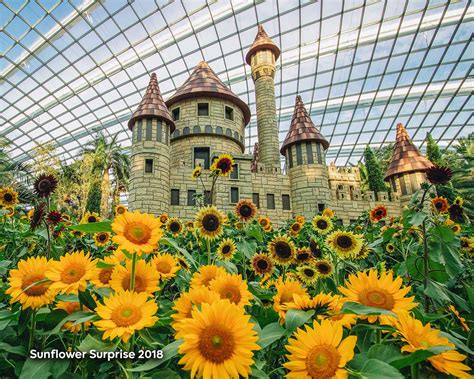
(363, 145, 388, 195)
(426, 132, 442, 165)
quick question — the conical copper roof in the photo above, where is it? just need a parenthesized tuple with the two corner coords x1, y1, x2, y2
(128, 73, 175, 132)
(280, 96, 329, 155)
(165, 61, 251, 125)
(384, 123, 432, 181)
(245, 24, 281, 65)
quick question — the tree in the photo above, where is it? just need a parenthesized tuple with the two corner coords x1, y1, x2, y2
(83, 133, 130, 218)
(426, 132, 442, 164)
(364, 146, 387, 195)
(449, 134, 473, 217)
(373, 143, 393, 174)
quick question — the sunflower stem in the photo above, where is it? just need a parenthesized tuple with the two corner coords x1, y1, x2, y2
(206, 239, 212, 265)
(411, 362, 419, 379)
(130, 252, 138, 291)
(422, 219, 430, 313)
(28, 310, 36, 351)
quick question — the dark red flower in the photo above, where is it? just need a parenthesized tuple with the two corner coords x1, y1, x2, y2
(30, 203, 46, 231)
(47, 211, 62, 225)
(34, 174, 58, 198)
(425, 166, 452, 185)
(448, 204, 464, 223)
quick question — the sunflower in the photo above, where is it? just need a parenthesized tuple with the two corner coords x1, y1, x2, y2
(353, 244, 371, 260)
(0, 187, 18, 207)
(313, 260, 333, 277)
(273, 278, 308, 321)
(319, 295, 358, 329)
(94, 232, 111, 247)
(322, 208, 335, 218)
(91, 255, 119, 288)
(268, 235, 296, 266)
(195, 206, 225, 240)
(448, 305, 470, 332)
(56, 301, 92, 333)
(30, 204, 46, 231)
(284, 319, 357, 379)
(309, 239, 323, 259)
(185, 221, 195, 231)
(27, 208, 35, 221)
(425, 165, 452, 185)
(258, 216, 270, 228)
(296, 266, 319, 285)
(234, 199, 257, 222)
(284, 293, 335, 316)
(115, 204, 127, 215)
(46, 251, 96, 295)
(33, 174, 57, 197)
(326, 230, 363, 259)
(190, 264, 227, 289)
(70, 229, 85, 239)
(112, 210, 162, 255)
(110, 260, 160, 295)
(209, 273, 253, 308)
(338, 268, 417, 324)
(385, 243, 395, 253)
(460, 237, 474, 253)
(45, 211, 61, 225)
(166, 218, 183, 236)
(311, 215, 333, 235)
(295, 215, 305, 225)
(177, 257, 191, 272)
(81, 211, 100, 224)
(289, 222, 302, 236)
(294, 247, 312, 264)
(217, 238, 237, 261)
(191, 166, 202, 180)
(210, 154, 234, 176)
(431, 196, 449, 213)
(6, 256, 57, 309)
(175, 299, 260, 378)
(159, 214, 168, 224)
(171, 286, 220, 329)
(4, 206, 15, 218)
(150, 253, 180, 281)
(395, 313, 471, 379)
(369, 205, 388, 223)
(250, 253, 274, 276)
(453, 196, 464, 206)
(263, 223, 273, 233)
(95, 290, 158, 343)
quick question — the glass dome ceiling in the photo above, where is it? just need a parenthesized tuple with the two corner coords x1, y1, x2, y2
(1, 0, 472, 167)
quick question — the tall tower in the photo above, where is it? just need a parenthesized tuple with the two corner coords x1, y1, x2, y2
(128, 73, 175, 215)
(281, 96, 330, 216)
(246, 24, 281, 173)
(384, 123, 432, 199)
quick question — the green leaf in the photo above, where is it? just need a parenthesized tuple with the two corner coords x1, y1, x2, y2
(367, 344, 402, 363)
(77, 334, 117, 352)
(0, 341, 26, 356)
(79, 289, 97, 311)
(285, 309, 314, 334)
(150, 369, 181, 379)
(20, 358, 52, 379)
(236, 240, 258, 259)
(358, 359, 404, 379)
(68, 221, 112, 233)
(439, 331, 474, 355)
(96, 261, 115, 269)
(258, 322, 285, 348)
(341, 302, 397, 317)
(45, 311, 94, 337)
(160, 237, 198, 268)
(70, 313, 99, 326)
(250, 366, 270, 379)
(424, 280, 451, 304)
(403, 209, 427, 227)
(247, 225, 263, 242)
(128, 340, 183, 372)
(56, 294, 79, 302)
(390, 345, 452, 369)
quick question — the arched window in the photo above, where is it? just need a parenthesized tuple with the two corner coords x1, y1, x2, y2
(193, 125, 201, 134)
(205, 125, 213, 133)
(183, 127, 190, 135)
(226, 128, 232, 137)
(216, 126, 223, 134)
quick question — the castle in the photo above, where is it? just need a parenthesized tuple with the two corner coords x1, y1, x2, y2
(127, 25, 433, 225)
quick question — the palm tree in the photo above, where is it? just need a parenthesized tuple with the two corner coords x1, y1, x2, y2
(449, 134, 473, 217)
(83, 133, 130, 218)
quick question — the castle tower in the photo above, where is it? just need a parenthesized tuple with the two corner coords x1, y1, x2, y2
(281, 96, 330, 216)
(384, 123, 432, 198)
(128, 73, 175, 215)
(246, 24, 281, 173)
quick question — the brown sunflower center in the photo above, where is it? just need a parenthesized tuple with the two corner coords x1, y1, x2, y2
(256, 258, 269, 270)
(111, 305, 142, 326)
(304, 269, 316, 278)
(202, 214, 219, 232)
(316, 220, 328, 229)
(306, 344, 341, 379)
(88, 216, 97, 223)
(336, 235, 353, 249)
(37, 179, 53, 192)
(169, 222, 181, 233)
(316, 263, 331, 275)
(3, 193, 13, 202)
(61, 263, 86, 284)
(217, 159, 231, 173)
(198, 325, 235, 363)
(435, 201, 443, 210)
(124, 222, 152, 244)
(117, 207, 126, 214)
(221, 245, 231, 255)
(97, 233, 108, 242)
(292, 223, 301, 231)
(375, 209, 384, 217)
(122, 274, 146, 293)
(274, 241, 292, 259)
(297, 252, 310, 261)
(155, 260, 172, 274)
(98, 268, 113, 285)
(239, 205, 252, 218)
(22, 274, 48, 296)
(259, 219, 269, 227)
(217, 284, 241, 305)
(359, 289, 395, 310)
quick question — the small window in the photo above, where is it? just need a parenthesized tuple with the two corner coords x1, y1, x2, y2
(267, 194, 275, 209)
(156, 121, 162, 142)
(197, 103, 209, 116)
(335, 219, 343, 226)
(225, 106, 234, 120)
(253, 193, 260, 208)
(230, 187, 239, 204)
(187, 190, 196, 206)
(282, 194, 291, 210)
(194, 147, 210, 169)
(146, 119, 152, 141)
(316, 143, 323, 164)
(171, 189, 180, 205)
(230, 164, 239, 180)
(172, 108, 180, 121)
(136, 120, 142, 142)
(399, 175, 407, 195)
(296, 144, 303, 165)
(144, 159, 153, 173)
(287, 146, 293, 168)
(306, 142, 314, 164)
(350, 219, 357, 224)
(204, 190, 212, 205)
(318, 203, 325, 212)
